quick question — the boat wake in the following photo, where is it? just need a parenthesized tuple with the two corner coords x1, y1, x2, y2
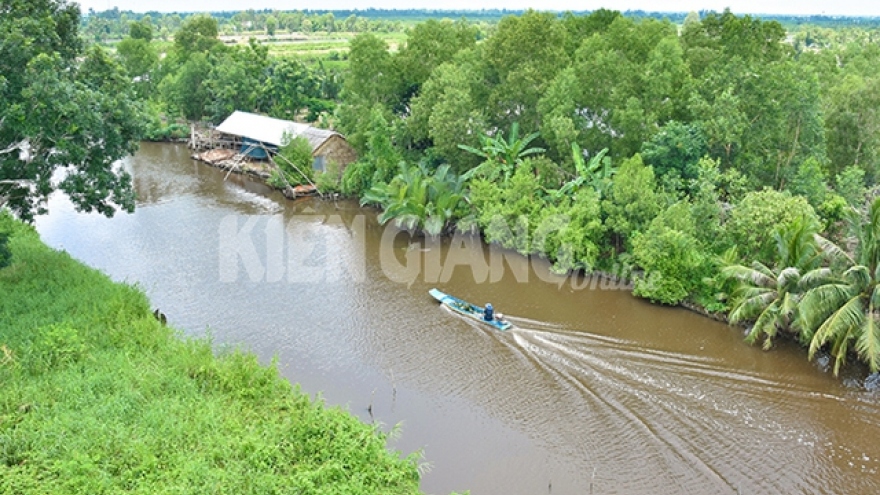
(467, 318, 880, 495)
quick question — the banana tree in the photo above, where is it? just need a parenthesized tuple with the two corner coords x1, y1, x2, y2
(552, 144, 613, 200)
(459, 122, 545, 182)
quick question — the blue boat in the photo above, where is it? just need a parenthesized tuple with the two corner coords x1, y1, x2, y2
(429, 288, 513, 331)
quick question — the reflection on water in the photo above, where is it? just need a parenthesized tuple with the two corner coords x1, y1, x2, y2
(35, 143, 880, 494)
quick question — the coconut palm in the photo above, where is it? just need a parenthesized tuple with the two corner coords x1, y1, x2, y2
(798, 197, 880, 375)
(722, 216, 830, 349)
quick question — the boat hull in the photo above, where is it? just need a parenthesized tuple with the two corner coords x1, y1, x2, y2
(429, 288, 513, 331)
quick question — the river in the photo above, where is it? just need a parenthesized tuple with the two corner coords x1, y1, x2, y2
(35, 142, 880, 494)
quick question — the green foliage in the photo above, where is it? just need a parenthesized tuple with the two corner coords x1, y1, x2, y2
(115, 36, 158, 96)
(721, 216, 828, 349)
(128, 19, 154, 41)
(276, 135, 315, 186)
(173, 14, 223, 60)
(315, 160, 343, 194)
(459, 123, 545, 182)
(1, 1, 144, 221)
(787, 156, 828, 208)
(263, 57, 322, 120)
(632, 202, 707, 305)
(562, 16, 685, 160)
(0, 216, 422, 493)
(341, 160, 374, 197)
(340, 108, 402, 196)
(159, 52, 212, 121)
(395, 19, 478, 106)
(724, 189, 820, 266)
(641, 121, 708, 188)
(482, 10, 570, 129)
(407, 57, 486, 169)
(552, 145, 612, 200)
(835, 165, 866, 206)
(470, 164, 546, 255)
(537, 189, 605, 273)
(824, 73, 880, 181)
(361, 162, 468, 236)
(798, 198, 880, 374)
(601, 154, 663, 249)
(0, 232, 10, 269)
(205, 41, 269, 123)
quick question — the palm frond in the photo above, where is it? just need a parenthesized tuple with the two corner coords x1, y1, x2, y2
(814, 234, 854, 265)
(729, 290, 776, 323)
(857, 295, 880, 372)
(799, 283, 857, 334)
(843, 265, 872, 292)
(777, 267, 801, 290)
(828, 325, 857, 376)
(745, 301, 780, 347)
(797, 267, 835, 292)
(720, 264, 775, 288)
(808, 295, 864, 363)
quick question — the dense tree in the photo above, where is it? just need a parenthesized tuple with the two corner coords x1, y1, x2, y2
(632, 201, 707, 305)
(482, 10, 569, 130)
(265, 15, 277, 36)
(129, 19, 153, 41)
(173, 15, 224, 61)
(160, 52, 212, 121)
(1, 0, 144, 221)
(724, 189, 820, 265)
(337, 34, 398, 152)
(394, 19, 478, 106)
(824, 74, 880, 180)
(601, 154, 663, 250)
(262, 57, 322, 120)
(407, 59, 486, 168)
(205, 41, 269, 123)
(641, 121, 708, 190)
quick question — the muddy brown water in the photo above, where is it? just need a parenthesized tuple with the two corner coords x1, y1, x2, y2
(35, 143, 880, 494)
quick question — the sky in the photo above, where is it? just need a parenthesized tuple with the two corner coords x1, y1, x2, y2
(73, 0, 880, 17)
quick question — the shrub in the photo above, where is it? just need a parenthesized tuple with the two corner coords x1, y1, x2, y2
(276, 135, 315, 185)
(724, 189, 819, 266)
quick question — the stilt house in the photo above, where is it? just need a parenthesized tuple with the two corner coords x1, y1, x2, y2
(214, 111, 357, 172)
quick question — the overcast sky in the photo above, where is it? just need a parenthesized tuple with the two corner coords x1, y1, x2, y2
(74, 1, 880, 17)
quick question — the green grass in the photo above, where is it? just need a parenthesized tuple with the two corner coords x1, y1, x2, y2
(0, 212, 422, 494)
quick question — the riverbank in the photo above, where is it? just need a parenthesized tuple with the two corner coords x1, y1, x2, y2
(0, 213, 422, 494)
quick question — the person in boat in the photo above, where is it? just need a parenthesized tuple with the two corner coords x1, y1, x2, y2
(483, 303, 494, 322)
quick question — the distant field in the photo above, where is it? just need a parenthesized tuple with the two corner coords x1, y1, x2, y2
(221, 30, 408, 59)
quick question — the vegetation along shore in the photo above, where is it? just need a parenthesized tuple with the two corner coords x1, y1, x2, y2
(0, 213, 425, 493)
(4, 1, 880, 490)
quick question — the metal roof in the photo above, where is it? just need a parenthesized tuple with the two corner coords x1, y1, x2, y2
(215, 111, 340, 151)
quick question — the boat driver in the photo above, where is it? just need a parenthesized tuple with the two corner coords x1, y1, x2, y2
(484, 303, 494, 322)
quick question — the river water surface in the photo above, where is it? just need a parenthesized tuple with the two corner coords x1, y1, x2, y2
(35, 143, 880, 494)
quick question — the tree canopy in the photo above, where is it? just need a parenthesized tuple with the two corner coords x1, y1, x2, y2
(1, 0, 144, 221)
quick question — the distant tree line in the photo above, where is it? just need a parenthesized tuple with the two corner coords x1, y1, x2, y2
(336, 9, 880, 376)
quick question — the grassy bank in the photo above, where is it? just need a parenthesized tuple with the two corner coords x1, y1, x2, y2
(0, 213, 422, 494)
